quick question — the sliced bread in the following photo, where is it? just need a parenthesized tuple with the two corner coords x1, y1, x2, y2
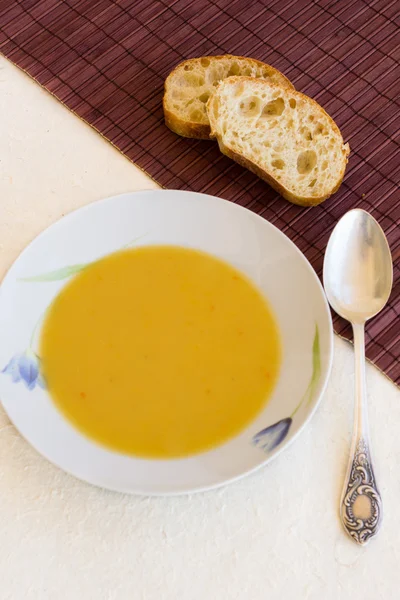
(163, 55, 293, 139)
(207, 77, 350, 206)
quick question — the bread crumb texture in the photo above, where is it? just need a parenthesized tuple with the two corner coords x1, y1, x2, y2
(163, 55, 292, 138)
(207, 77, 350, 205)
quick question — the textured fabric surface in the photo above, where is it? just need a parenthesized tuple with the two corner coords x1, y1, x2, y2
(0, 0, 399, 383)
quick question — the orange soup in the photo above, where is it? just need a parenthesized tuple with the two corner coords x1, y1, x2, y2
(40, 246, 281, 458)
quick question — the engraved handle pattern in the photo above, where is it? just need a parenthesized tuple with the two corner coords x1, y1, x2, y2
(340, 438, 382, 545)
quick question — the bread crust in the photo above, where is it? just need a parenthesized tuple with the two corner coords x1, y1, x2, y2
(163, 101, 211, 140)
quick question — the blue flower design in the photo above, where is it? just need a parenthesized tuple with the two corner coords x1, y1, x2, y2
(252, 418, 292, 453)
(2, 350, 46, 390)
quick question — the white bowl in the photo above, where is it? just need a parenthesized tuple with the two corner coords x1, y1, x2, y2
(0, 190, 333, 495)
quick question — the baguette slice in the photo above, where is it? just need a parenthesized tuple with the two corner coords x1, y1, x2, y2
(207, 77, 350, 206)
(163, 55, 293, 139)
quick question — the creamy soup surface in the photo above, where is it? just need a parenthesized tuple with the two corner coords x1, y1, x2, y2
(40, 246, 281, 458)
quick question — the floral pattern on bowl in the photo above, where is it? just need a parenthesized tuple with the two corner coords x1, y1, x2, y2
(2, 349, 45, 390)
(253, 325, 321, 453)
(1, 264, 89, 391)
(1, 238, 143, 390)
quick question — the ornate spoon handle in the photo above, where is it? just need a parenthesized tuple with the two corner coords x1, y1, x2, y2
(340, 323, 382, 545)
(340, 437, 382, 545)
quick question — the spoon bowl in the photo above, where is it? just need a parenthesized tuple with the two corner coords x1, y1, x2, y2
(324, 209, 393, 323)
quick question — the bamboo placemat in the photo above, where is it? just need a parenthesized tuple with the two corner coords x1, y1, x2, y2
(1, 0, 399, 383)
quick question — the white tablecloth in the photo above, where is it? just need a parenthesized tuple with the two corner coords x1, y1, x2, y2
(1, 56, 399, 600)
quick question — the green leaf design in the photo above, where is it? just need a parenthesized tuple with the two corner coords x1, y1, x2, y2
(19, 264, 87, 282)
(19, 234, 148, 283)
(121, 234, 148, 250)
(291, 324, 321, 418)
(312, 324, 321, 393)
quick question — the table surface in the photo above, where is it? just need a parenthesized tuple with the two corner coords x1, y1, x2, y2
(1, 56, 399, 600)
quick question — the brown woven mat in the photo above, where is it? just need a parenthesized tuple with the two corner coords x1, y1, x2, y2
(1, 0, 399, 384)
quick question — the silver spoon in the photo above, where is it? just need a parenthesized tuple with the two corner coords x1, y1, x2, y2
(323, 208, 393, 545)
